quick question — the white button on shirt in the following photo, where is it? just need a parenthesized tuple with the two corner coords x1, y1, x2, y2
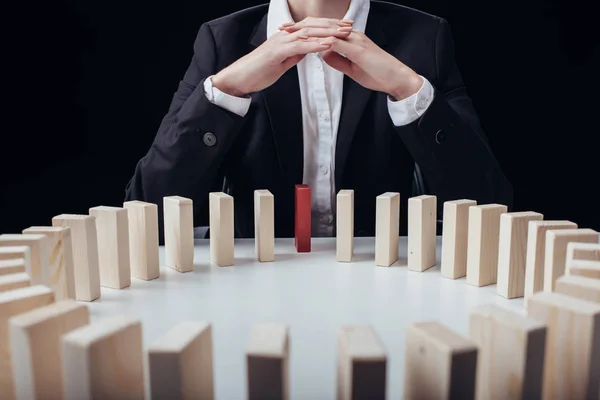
(204, 0, 435, 236)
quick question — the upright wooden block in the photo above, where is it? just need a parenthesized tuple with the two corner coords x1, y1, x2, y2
(0, 235, 49, 286)
(148, 321, 214, 400)
(61, 316, 144, 400)
(254, 190, 274, 263)
(0, 247, 31, 276)
(0, 259, 27, 277)
(9, 300, 89, 400)
(497, 212, 544, 299)
(375, 192, 400, 267)
(527, 292, 600, 399)
(524, 221, 577, 306)
(0, 286, 55, 400)
(123, 200, 160, 281)
(89, 206, 131, 289)
(294, 184, 311, 253)
(209, 192, 234, 267)
(466, 204, 507, 287)
(555, 275, 600, 303)
(22, 227, 76, 300)
(336, 190, 354, 263)
(52, 215, 101, 302)
(441, 199, 477, 279)
(543, 228, 599, 292)
(567, 242, 600, 265)
(0, 274, 30, 292)
(469, 304, 546, 400)
(408, 195, 437, 272)
(246, 323, 289, 400)
(568, 259, 600, 279)
(337, 325, 387, 400)
(404, 321, 478, 400)
(164, 196, 194, 272)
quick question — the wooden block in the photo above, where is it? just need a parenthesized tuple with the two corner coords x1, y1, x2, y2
(123, 200, 160, 280)
(375, 192, 400, 267)
(337, 325, 387, 400)
(61, 316, 144, 400)
(408, 195, 437, 272)
(294, 184, 311, 253)
(568, 259, 600, 279)
(0, 274, 30, 292)
(89, 206, 131, 289)
(466, 204, 507, 287)
(209, 192, 234, 267)
(52, 215, 101, 302)
(524, 221, 577, 306)
(469, 304, 546, 400)
(441, 199, 477, 279)
(527, 291, 600, 399)
(404, 321, 478, 400)
(0, 247, 31, 276)
(543, 228, 599, 292)
(0, 286, 55, 400)
(555, 275, 600, 303)
(0, 259, 26, 277)
(566, 241, 600, 265)
(164, 196, 194, 272)
(9, 300, 89, 400)
(254, 190, 274, 263)
(22, 227, 76, 300)
(246, 323, 289, 400)
(148, 321, 214, 400)
(336, 190, 354, 263)
(497, 212, 544, 299)
(0, 235, 49, 286)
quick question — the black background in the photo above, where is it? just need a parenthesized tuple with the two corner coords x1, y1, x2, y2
(2, 0, 597, 233)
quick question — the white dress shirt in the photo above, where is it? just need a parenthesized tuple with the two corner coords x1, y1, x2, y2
(204, 0, 435, 236)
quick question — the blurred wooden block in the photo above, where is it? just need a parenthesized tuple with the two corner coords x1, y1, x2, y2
(294, 185, 311, 253)
(408, 195, 437, 272)
(0, 235, 49, 286)
(337, 325, 387, 400)
(469, 304, 546, 400)
(527, 291, 600, 399)
(497, 212, 543, 299)
(0, 286, 55, 400)
(566, 242, 600, 272)
(524, 221, 577, 306)
(0, 273, 30, 292)
(543, 228, 599, 292)
(148, 321, 214, 400)
(0, 247, 31, 276)
(52, 215, 101, 302)
(375, 192, 400, 267)
(209, 192, 234, 267)
(123, 200, 160, 281)
(555, 275, 600, 303)
(246, 323, 289, 400)
(404, 321, 478, 400)
(164, 196, 194, 272)
(568, 259, 600, 280)
(254, 190, 274, 263)
(10, 300, 89, 400)
(0, 259, 27, 277)
(336, 190, 354, 263)
(441, 199, 477, 279)
(61, 316, 144, 400)
(466, 204, 507, 287)
(89, 206, 131, 289)
(22, 227, 75, 300)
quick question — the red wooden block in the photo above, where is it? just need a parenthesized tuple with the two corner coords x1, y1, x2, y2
(295, 184, 311, 252)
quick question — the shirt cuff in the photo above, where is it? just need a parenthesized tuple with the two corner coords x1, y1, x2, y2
(387, 76, 434, 127)
(203, 75, 252, 117)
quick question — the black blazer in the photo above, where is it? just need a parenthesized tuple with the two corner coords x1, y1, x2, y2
(124, 1, 513, 241)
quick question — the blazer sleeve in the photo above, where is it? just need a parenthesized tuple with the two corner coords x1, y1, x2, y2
(396, 18, 514, 209)
(124, 23, 247, 240)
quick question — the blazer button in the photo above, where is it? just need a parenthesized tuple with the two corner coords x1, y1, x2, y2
(203, 132, 217, 147)
(435, 129, 446, 144)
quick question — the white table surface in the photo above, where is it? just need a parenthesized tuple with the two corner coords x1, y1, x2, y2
(87, 237, 525, 399)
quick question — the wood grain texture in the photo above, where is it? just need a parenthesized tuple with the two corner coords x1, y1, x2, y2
(294, 185, 311, 253)
(164, 196, 194, 272)
(254, 190, 275, 263)
(0, 247, 31, 277)
(0, 259, 27, 277)
(22, 227, 75, 300)
(336, 190, 354, 263)
(52, 215, 101, 302)
(246, 323, 289, 400)
(0, 273, 30, 292)
(123, 201, 160, 281)
(0, 235, 50, 286)
(527, 291, 600, 399)
(148, 321, 214, 400)
(441, 200, 477, 279)
(497, 212, 544, 299)
(209, 192, 234, 267)
(9, 300, 89, 400)
(466, 204, 507, 287)
(566, 242, 600, 266)
(555, 275, 600, 303)
(408, 195, 437, 272)
(469, 304, 546, 400)
(375, 192, 400, 267)
(568, 259, 600, 279)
